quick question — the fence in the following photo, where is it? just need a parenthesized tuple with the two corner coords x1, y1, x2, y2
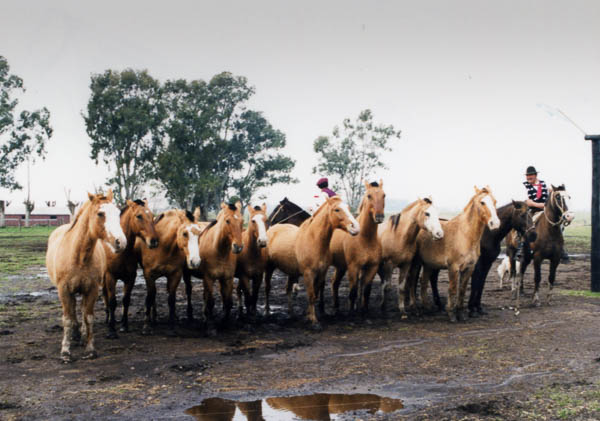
(1, 217, 70, 228)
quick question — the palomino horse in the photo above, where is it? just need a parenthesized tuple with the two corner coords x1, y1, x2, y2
(102, 199, 159, 337)
(46, 190, 127, 362)
(329, 181, 385, 315)
(377, 197, 444, 315)
(197, 202, 244, 324)
(267, 197, 310, 226)
(414, 186, 500, 322)
(466, 200, 536, 317)
(265, 196, 360, 329)
(235, 204, 268, 316)
(135, 209, 202, 335)
(507, 185, 575, 310)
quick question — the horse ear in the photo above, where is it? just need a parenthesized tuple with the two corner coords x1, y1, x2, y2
(88, 192, 95, 201)
(512, 200, 521, 209)
(106, 189, 114, 201)
(364, 180, 370, 189)
(551, 184, 557, 191)
(474, 185, 481, 194)
(235, 201, 242, 211)
(261, 202, 267, 212)
(246, 204, 253, 214)
(379, 179, 383, 188)
(126, 199, 134, 207)
(221, 202, 226, 209)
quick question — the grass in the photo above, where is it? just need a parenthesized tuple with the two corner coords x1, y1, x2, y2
(0, 226, 54, 274)
(558, 289, 600, 298)
(563, 224, 591, 253)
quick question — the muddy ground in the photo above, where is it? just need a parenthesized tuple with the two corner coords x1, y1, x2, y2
(1, 256, 600, 420)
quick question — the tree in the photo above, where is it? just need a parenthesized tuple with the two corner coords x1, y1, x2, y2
(155, 72, 296, 217)
(313, 109, 401, 210)
(83, 69, 166, 204)
(0, 56, 52, 191)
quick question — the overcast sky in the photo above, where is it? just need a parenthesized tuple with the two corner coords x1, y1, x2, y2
(1, 0, 598, 211)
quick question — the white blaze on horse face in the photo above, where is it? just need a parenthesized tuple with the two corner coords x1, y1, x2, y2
(252, 214, 268, 247)
(338, 202, 360, 235)
(186, 225, 201, 269)
(482, 195, 500, 230)
(100, 203, 127, 252)
(424, 205, 444, 239)
(560, 192, 576, 223)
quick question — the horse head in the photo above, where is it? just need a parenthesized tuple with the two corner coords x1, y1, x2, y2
(247, 203, 268, 248)
(473, 185, 500, 230)
(361, 179, 386, 224)
(176, 211, 202, 269)
(124, 199, 159, 249)
(87, 189, 127, 253)
(325, 196, 360, 236)
(550, 184, 575, 225)
(510, 200, 537, 242)
(220, 201, 244, 254)
(418, 196, 444, 240)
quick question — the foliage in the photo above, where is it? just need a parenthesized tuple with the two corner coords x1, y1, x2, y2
(83, 69, 166, 204)
(313, 109, 400, 210)
(0, 56, 52, 191)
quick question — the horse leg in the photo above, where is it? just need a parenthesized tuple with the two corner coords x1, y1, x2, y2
(250, 274, 263, 316)
(58, 285, 77, 363)
(203, 277, 215, 322)
(458, 268, 474, 321)
(532, 255, 543, 307)
(220, 277, 234, 324)
(361, 263, 379, 316)
(101, 282, 109, 325)
(104, 273, 119, 339)
(303, 270, 321, 330)
(468, 259, 492, 317)
(420, 266, 434, 312)
(331, 267, 346, 314)
(236, 274, 251, 318)
(346, 265, 360, 315)
(80, 287, 99, 360)
(430, 269, 443, 311)
(446, 267, 460, 323)
(143, 275, 157, 335)
(264, 265, 274, 315)
(183, 270, 194, 323)
(547, 255, 560, 305)
(120, 272, 135, 333)
(166, 272, 183, 334)
(378, 262, 392, 312)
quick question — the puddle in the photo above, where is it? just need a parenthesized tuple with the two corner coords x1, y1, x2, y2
(335, 339, 427, 358)
(185, 393, 404, 420)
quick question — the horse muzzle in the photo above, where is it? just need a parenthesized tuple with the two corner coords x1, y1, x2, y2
(232, 244, 244, 254)
(374, 214, 385, 224)
(563, 211, 575, 223)
(347, 223, 360, 236)
(433, 229, 444, 240)
(488, 218, 500, 230)
(187, 256, 201, 269)
(111, 236, 127, 253)
(526, 231, 537, 243)
(147, 237, 159, 249)
(257, 239, 267, 248)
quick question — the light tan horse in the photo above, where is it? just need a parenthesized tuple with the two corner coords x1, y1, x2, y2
(377, 197, 444, 314)
(197, 202, 244, 324)
(46, 190, 127, 362)
(135, 209, 202, 335)
(329, 181, 385, 315)
(101, 199, 159, 337)
(415, 186, 500, 322)
(265, 196, 360, 329)
(235, 204, 268, 317)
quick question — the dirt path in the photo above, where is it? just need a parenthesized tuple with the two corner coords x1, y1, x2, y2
(1, 257, 599, 420)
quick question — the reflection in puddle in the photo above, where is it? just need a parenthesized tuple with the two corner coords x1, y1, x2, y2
(185, 393, 404, 420)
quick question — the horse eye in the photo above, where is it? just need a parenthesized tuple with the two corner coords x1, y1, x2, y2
(480, 201, 485, 205)
(335, 209, 340, 212)
(136, 215, 143, 220)
(368, 195, 372, 199)
(183, 232, 188, 237)
(98, 212, 105, 218)
(252, 220, 256, 224)
(425, 212, 430, 217)
(226, 220, 230, 224)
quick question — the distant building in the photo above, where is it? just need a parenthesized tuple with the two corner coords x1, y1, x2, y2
(3, 203, 71, 227)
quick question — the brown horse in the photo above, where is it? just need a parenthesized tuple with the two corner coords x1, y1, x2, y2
(329, 181, 385, 315)
(135, 209, 202, 334)
(265, 196, 360, 329)
(507, 184, 575, 310)
(267, 197, 310, 226)
(46, 190, 127, 362)
(377, 197, 444, 314)
(235, 204, 268, 316)
(101, 199, 159, 337)
(415, 186, 500, 322)
(197, 202, 244, 324)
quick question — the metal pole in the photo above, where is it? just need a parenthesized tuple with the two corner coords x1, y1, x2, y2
(585, 134, 600, 292)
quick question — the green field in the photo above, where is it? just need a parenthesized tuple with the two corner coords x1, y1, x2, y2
(0, 226, 55, 274)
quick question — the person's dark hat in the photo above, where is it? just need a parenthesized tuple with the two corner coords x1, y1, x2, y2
(525, 166, 538, 175)
(316, 177, 328, 188)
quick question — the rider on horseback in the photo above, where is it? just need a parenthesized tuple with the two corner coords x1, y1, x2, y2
(517, 166, 569, 262)
(309, 177, 337, 214)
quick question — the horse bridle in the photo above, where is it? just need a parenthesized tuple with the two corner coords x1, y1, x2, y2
(543, 191, 571, 227)
(517, 208, 536, 236)
(268, 204, 306, 225)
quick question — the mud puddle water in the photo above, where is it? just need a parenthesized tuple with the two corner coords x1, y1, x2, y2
(184, 393, 404, 420)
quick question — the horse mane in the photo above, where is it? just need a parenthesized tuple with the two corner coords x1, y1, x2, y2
(370, 181, 379, 187)
(390, 212, 402, 230)
(227, 203, 237, 211)
(66, 200, 92, 233)
(185, 210, 195, 222)
(253, 205, 261, 211)
(200, 219, 218, 235)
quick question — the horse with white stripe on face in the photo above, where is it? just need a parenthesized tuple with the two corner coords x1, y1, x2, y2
(46, 190, 127, 362)
(412, 186, 500, 322)
(235, 203, 269, 317)
(507, 184, 575, 310)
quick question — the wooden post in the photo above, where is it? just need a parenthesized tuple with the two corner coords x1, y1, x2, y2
(585, 134, 600, 292)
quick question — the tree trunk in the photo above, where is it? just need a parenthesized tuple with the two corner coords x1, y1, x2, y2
(0, 201, 6, 228)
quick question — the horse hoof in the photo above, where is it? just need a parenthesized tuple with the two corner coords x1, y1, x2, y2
(61, 352, 74, 363)
(448, 314, 458, 323)
(477, 307, 488, 316)
(119, 325, 129, 333)
(82, 350, 98, 360)
(106, 331, 119, 340)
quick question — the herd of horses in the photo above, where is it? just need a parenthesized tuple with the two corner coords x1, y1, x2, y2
(45, 182, 575, 362)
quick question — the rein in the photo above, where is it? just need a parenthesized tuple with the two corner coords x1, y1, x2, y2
(270, 208, 306, 225)
(543, 192, 571, 227)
